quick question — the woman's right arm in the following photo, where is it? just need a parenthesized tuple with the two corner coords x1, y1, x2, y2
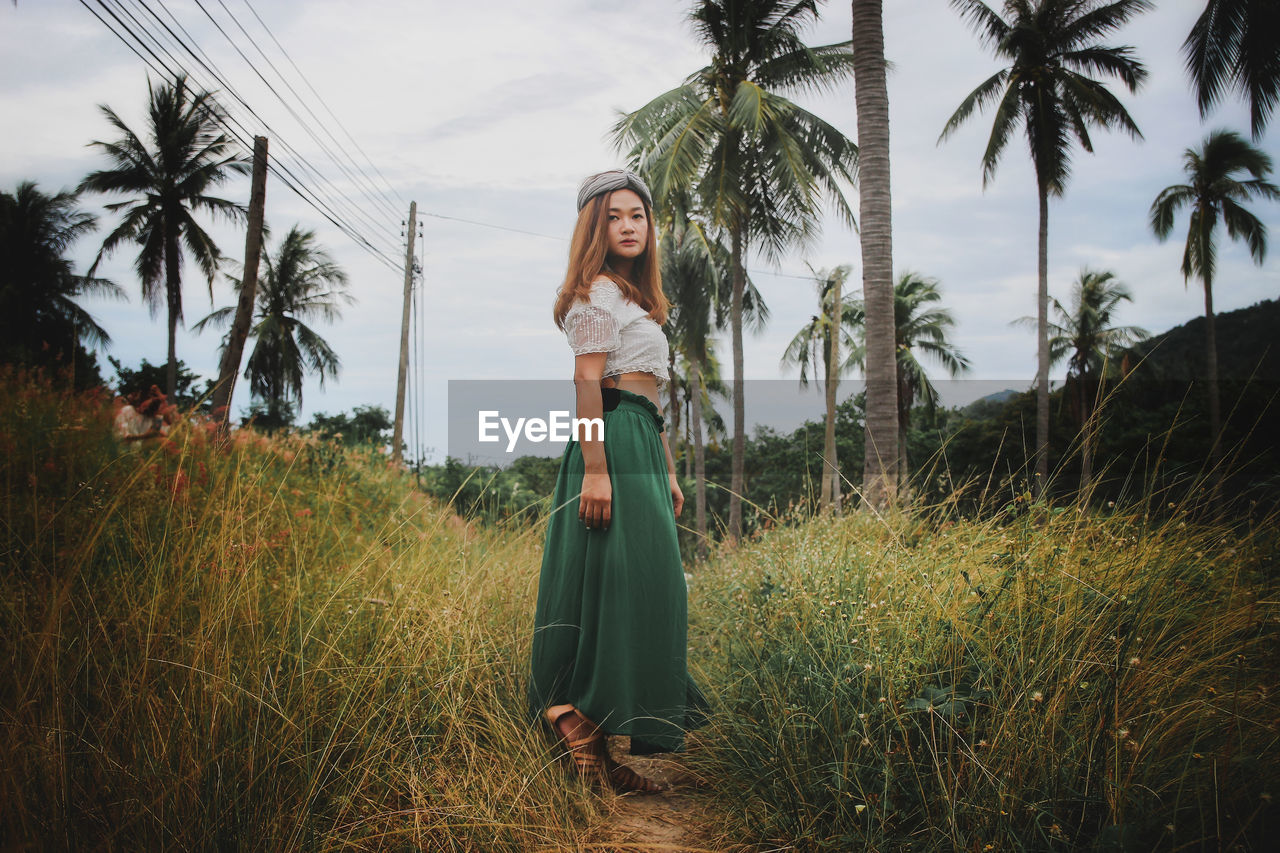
(574, 351, 611, 529)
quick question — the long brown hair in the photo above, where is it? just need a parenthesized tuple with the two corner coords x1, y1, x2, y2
(553, 189, 668, 329)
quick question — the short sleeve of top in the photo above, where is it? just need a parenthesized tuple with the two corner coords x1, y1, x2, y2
(561, 278, 671, 388)
(563, 281, 623, 355)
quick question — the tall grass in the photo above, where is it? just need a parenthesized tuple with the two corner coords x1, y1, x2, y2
(0, 368, 606, 850)
(5, 367, 1276, 851)
(687, 494, 1279, 850)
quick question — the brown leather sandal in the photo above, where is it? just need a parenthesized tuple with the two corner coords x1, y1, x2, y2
(606, 759, 667, 795)
(544, 704, 606, 783)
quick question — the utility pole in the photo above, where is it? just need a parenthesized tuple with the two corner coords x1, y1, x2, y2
(212, 135, 268, 429)
(392, 200, 417, 465)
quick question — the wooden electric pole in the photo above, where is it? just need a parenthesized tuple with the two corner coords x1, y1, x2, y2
(212, 135, 269, 429)
(391, 201, 417, 465)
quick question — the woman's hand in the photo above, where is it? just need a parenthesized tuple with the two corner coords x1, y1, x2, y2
(580, 471, 612, 529)
(669, 472, 684, 518)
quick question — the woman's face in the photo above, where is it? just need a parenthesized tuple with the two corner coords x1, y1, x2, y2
(604, 188, 647, 263)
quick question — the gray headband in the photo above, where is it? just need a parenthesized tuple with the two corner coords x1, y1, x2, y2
(576, 169, 653, 212)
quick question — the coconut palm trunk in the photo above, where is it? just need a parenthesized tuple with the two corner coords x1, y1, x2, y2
(822, 270, 842, 514)
(668, 345, 682, 462)
(1036, 180, 1050, 494)
(690, 355, 709, 560)
(897, 374, 911, 495)
(1078, 377, 1094, 491)
(729, 228, 746, 541)
(1203, 264, 1221, 472)
(852, 0, 898, 511)
(164, 212, 182, 396)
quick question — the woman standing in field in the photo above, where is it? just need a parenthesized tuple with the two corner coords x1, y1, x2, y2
(528, 169, 707, 795)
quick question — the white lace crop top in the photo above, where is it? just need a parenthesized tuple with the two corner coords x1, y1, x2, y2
(562, 278, 671, 388)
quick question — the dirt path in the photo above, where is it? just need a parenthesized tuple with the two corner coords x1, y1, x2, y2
(585, 737, 736, 853)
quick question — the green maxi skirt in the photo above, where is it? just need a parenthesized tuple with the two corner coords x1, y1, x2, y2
(528, 388, 707, 755)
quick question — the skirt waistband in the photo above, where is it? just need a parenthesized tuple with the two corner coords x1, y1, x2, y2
(602, 387, 665, 434)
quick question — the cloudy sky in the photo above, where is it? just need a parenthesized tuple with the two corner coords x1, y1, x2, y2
(2, 0, 1276, 463)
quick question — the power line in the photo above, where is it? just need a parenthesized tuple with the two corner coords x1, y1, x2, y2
(420, 211, 567, 242)
(128, 0, 402, 259)
(239, 0, 407, 210)
(87, 0, 403, 272)
(205, 0, 403, 223)
(109, 0, 401, 268)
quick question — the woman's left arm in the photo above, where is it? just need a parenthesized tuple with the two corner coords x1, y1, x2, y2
(659, 430, 684, 518)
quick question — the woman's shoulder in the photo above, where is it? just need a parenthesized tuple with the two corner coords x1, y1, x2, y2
(583, 277, 622, 306)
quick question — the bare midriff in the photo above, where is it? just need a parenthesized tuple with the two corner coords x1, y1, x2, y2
(601, 372, 662, 410)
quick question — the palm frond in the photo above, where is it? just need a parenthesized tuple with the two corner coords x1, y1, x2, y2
(939, 69, 1011, 144)
(1060, 0, 1154, 50)
(1220, 196, 1267, 263)
(949, 0, 1011, 49)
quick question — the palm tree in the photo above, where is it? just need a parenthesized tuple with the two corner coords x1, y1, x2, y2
(1015, 268, 1147, 490)
(940, 0, 1150, 498)
(780, 264, 862, 511)
(196, 225, 352, 425)
(613, 0, 859, 542)
(661, 201, 766, 556)
(1149, 129, 1278, 491)
(851, 0, 899, 513)
(1184, 0, 1280, 140)
(879, 272, 970, 492)
(0, 181, 121, 370)
(80, 74, 249, 397)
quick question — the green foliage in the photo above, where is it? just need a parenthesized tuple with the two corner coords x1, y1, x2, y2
(307, 404, 392, 447)
(108, 355, 213, 412)
(240, 398, 296, 432)
(0, 181, 119, 389)
(416, 455, 558, 527)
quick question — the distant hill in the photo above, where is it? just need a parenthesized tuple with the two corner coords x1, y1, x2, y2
(1122, 298, 1279, 381)
(960, 388, 1020, 417)
(922, 297, 1280, 514)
